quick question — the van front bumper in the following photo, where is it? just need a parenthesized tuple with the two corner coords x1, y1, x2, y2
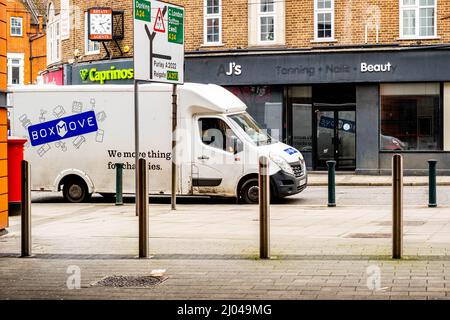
(271, 170, 308, 198)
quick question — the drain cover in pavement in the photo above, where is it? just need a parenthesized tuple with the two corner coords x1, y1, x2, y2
(92, 275, 167, 288)
(345, 233, 391, 238)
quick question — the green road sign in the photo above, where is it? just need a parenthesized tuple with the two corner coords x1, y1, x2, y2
(135, 0, 151, 22)
(168, 6, 183, 44)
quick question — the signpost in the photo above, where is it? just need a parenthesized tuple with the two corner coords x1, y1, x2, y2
(133, 0, 184, 256)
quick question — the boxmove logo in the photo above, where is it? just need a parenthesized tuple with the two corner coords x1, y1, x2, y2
(28, 111, 98, 147)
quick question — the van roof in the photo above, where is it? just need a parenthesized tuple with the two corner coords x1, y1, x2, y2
(8, 83, 247, 114)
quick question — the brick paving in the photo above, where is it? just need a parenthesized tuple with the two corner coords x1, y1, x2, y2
(1, 186, 450, 300)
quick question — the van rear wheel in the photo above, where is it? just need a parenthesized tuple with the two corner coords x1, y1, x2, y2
(239, 179, 259, 204)
(63, 179, 90, 203)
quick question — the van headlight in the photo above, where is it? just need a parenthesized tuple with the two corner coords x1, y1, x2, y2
(269, 153, 294, 175)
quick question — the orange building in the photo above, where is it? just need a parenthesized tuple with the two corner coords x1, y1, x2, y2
(0, 0, 8, 231)
(6, 0, 45, 85)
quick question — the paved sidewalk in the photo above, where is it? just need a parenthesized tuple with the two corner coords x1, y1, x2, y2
(308, 173, 450, 186)
(1, 187, 450, 300)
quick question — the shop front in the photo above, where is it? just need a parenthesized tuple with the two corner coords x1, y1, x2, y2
(185, 48, 450, 174)
(69, 58, 134, 85)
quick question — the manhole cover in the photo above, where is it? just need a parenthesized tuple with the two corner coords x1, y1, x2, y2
(376, 221, 425, 226)
(345, 233, 392, 238)
(92, 275, 167, 288)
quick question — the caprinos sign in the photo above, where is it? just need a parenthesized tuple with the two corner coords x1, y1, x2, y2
(79, 66, 134, 84)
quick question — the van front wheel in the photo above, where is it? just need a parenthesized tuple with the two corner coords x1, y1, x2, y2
(239, 179, 259, 204)
(63, 179, 91, 203)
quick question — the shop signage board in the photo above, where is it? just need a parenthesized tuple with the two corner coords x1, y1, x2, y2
(133, 0, 185, 84)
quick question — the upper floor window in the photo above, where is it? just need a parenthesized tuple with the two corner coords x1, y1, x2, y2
(47, 3, 61, 65)
(204, 0, 222, 45)
(248, 0, 285, 46)
(85, 12, 100, 55)
(258, 0, 275, 42)
(7, 53, 24, 85)
(10, 17, 23, 36)
(400, 0, 436, 38)
(314, 0, 334, 40)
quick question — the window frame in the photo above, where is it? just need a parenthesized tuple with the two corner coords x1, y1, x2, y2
(379, 82, 443, 152)
(257, 0, 276, 44)
(203, 0, 222, 46)
(7, 53, 24, 85)
(10, 17, 23, 37)
(47, 3, 61, 65)
(84, 12, 101, 55)
(399, 0, 437, 39)
(314, 0, 335, 41)
(197, 116, 242, 154)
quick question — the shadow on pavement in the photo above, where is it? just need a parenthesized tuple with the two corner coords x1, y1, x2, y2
(31, 193, 305, 205)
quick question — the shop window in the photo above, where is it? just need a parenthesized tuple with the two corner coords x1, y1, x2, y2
(289, 87, 313, 152)
(380, 83, 441, 151)
(85, 12, 100, 55)
(400, 0, 436, 38)
(10, 17, 23, 36)
(314, 0, 334, 40)
(203, 0, 222, 45)
(227, 86, 283, 142)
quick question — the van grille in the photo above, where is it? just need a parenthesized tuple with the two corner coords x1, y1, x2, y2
(290, 163, 303, 178)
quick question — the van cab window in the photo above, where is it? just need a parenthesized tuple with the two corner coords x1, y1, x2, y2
(198, 118, 242, 153)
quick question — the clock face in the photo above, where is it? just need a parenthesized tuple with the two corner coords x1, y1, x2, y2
(89, 8, 113, 40)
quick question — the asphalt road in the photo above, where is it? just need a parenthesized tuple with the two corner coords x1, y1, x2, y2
(31, 185, 450, 207)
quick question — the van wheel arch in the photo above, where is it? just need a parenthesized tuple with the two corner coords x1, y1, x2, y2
(237, 174, 277, 204)
(59, 175, 92, 203)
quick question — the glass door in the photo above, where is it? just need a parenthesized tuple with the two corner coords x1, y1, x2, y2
(314, 106, 356, 170)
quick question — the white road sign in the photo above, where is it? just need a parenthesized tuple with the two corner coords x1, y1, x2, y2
(133, 0, 184, 84)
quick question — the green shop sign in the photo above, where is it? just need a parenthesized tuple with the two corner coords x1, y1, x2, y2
(79, 66, 134, 84)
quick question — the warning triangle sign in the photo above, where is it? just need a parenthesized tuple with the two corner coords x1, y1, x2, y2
(153, 7, 165, 33)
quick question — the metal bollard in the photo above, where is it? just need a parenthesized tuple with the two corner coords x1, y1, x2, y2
(428, 159, 437, 208)
(392, 154, 403, 259)
(138, 158, 149, 258)
(21, 160, 31, 257)
(326, 160, 336, 207)
(115, 163, 123, 206)
(259, 156, 270, 259)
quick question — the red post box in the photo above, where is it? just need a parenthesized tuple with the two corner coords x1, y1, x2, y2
(7, 137, 28, 216)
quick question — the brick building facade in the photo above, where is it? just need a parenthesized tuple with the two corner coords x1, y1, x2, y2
(5, 0, 46, 85)
(42, 0, 450, 174)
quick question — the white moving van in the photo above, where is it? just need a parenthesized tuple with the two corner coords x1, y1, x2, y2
(8, 83, 307, 204)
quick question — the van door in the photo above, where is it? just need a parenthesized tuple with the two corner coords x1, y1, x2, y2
(192, 116, 244, 196)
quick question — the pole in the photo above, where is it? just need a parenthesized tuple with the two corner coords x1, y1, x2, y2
(327, 160, 336, 207)
(171, 84, 177, 210)
(115, 163, 123, 206)
(21, 160, 31, 257)
(392, 154, 403, 259)
(259, 156, 270, 259)
(428, 159, 437, 208)
(138, 158, 149, 258)
(134, 80, 140, 217)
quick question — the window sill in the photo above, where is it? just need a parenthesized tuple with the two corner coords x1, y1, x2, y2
(397, 36, 440, 41)
(10, 34, 23, 37)
(200, 43, 225, 47)
(85, 51, 101, 56)
(310, 39, 337, 43)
